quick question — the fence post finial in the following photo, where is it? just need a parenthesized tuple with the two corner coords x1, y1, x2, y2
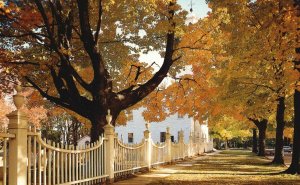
(13, 85, 25, 110)
(7, 85, 28, 185)
(106, 109, 112, 125)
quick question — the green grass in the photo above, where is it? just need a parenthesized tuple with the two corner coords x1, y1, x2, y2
(148, 150, 300, 185)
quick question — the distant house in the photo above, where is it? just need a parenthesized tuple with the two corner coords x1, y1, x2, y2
(77, 109, 212, 148)
(77, 135, 90, 147)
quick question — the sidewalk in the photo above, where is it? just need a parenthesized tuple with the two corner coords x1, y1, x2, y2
(113, 153, 215, 185)
(113, 150, 300, 185)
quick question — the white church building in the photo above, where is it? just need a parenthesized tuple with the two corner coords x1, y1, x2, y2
(115, 109, 211, 145)
(78, 109, 213, 151)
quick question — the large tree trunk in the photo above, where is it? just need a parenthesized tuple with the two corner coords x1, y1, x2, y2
(272, 96, 285, 165)
(286, 90, 300, 173)
(257, 120, 267, 156)
(284, 74, 300, 168)
(248, 118, 268, 156)
(89, 112, 111, 142)
(90, 122, 105, 143)
(252, 128, 258, 154)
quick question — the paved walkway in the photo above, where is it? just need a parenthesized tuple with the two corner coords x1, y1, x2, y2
(113, 153, 215, 185)
(113, 150, 300, 185)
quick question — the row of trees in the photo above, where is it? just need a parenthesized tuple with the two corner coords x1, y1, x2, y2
(0, 0, 299, 174)
(183, 0, 299, 173)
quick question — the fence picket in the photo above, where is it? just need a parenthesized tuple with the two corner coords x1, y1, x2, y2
(52, 142, 56, 184)
(57, 143, 60, 184)
(43, 144, 47, 185)
(27, 135, 31, 185)
(48, 143, 52, 185)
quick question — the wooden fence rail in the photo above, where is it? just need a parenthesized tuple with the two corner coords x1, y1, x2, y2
(0, 86, 213, 185)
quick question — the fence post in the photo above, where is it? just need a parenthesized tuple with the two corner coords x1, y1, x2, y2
(189, 132, 193, 157)
(104, 110, 115, 183)
(165, 127, 172, 163)
(143, 123, 152, 170)
(178, 130, 184, 159)
(202, 138, 206, 153)
(7, 85, 28, 185)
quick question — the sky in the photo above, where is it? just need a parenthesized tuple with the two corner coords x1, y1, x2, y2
(178, 0, 210, 18)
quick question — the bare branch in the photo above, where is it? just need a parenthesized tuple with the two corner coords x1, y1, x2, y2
(238, 80, 276, 92)
(5, 61, 40, 66)
(174, 46, 211, 52)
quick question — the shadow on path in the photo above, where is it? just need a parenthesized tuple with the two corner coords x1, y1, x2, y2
(113, 150, 300, 185)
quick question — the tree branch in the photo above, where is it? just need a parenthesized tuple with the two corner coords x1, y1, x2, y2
(119, 1, 177, 109)
(68, 64, 91, 91)
(34, 0, 58, 51)
(237, 80, 276, 92)
(94, 0, 103, 45)
(25, 76, 70, 109)
(5, 61, 40, 66)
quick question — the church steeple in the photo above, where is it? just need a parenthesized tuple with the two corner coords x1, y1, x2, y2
(186, 0, 199, 25)
(190, 0, 193, 12)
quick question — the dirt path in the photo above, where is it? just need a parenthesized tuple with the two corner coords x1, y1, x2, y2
(113, 150, 300, 185)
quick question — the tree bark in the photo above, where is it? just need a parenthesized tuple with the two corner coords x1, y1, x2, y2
(252, 128, 258, 154)
(89, 111, 112, 142)
(249, 118, 268, 156)
(90, 123, 104, 143)
(272, 96, 285, 165)
(257, 120, 267, 156)
(286, 90, 300, 173)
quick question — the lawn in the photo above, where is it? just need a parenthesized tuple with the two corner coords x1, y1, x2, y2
(148, 150, 300, 185)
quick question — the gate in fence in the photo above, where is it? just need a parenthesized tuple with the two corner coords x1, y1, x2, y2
(0, 86, 213, 185)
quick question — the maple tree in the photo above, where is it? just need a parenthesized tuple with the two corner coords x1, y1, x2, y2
(181, 0, 271, 156)
(0, 0, 189, 142)
(210, 115, 251, 149)
(286, 0, 300, 174)
(149, 5, 230, 123)
(206, 0, 298, 163)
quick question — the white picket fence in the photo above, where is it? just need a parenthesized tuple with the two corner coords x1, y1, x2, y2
(27, 127, 107, 185)
(0, 86, 213, 185)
